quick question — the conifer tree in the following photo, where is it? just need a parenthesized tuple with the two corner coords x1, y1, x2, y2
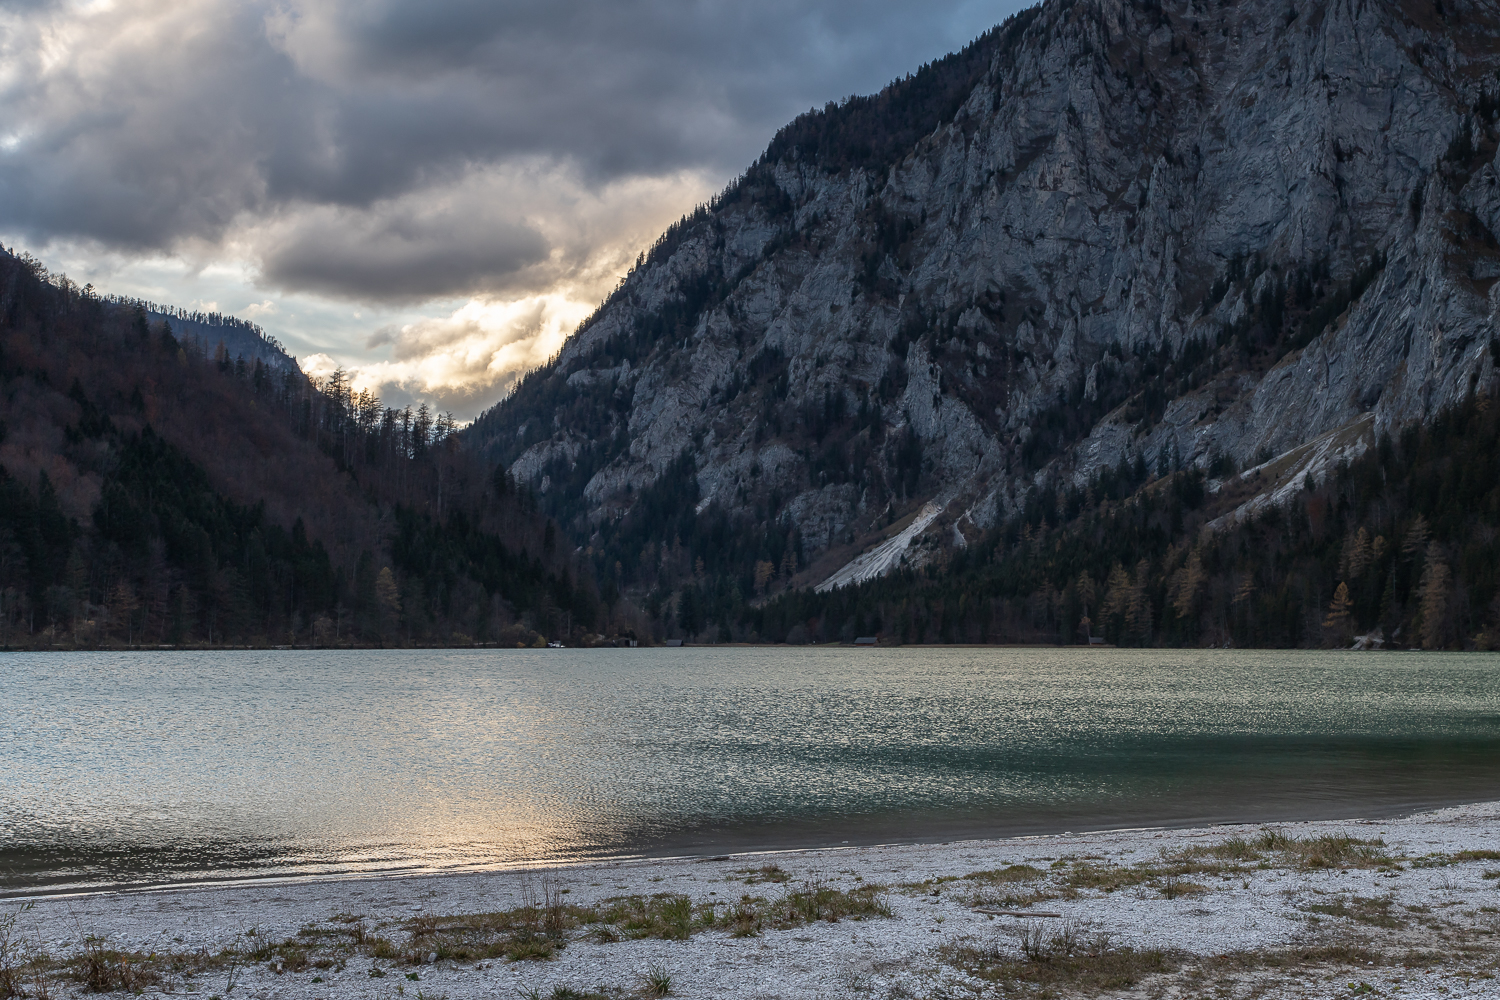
(1418, 544, 1453, 649)
(1127, 559, 1153, 641)
(1100, 563, 1131, 641)
(1169, 548, 1205, 619)
(1323, 581, 1354, 644)
(376, 567, 402, 639)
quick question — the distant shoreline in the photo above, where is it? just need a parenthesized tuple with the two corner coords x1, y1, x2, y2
(5, 641, 1465, 651)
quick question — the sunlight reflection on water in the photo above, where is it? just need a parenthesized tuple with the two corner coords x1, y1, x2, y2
(3, 646, 1499, 894)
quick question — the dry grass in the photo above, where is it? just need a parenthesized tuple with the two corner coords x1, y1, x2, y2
(1157, 874, 1208, 899)
(64, 937, 240, 994)
(961, 864, 1056, 908)
(1303, 895, 1405, 929)
(20, 828, 1500, 996)
(708, 880, 893, 938)
(771, 879, 892, 928)
(594, 895, 697, 941)
(398, 878, 596, 961)
(935, 831, 1500, 993)
(1252, 830, 1393, 869)
(1196, 940, 1385, 974)
(966, 886, 1059, 909)
(945, 922, 1415, 998)
(386, 878, 894, 959)
(244, 915, 366, 970)
(518, 987, 621, 1000)
(1062, 853, 1238, 895)
(941, 920, 1177, 996)
(0, 906, 28, 1000)
(12, 875, 879, 991)
(735, 863, 790, 884)
(964, 864, 1047, 884)
(1189, 835, 1263, 861)
(1064, 862, 1156, 893)
(1414, 849, 1500, 868)
(71, 943, 163, 994)
(1164, 830, 1392, 870)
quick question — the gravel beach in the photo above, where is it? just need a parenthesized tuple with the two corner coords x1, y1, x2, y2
(8, 801, 1500, 999)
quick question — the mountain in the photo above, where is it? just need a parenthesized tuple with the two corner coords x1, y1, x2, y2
(464, 0, 1500, 647)
(0, 248, 602, 648)
(139, 303, 299, 371)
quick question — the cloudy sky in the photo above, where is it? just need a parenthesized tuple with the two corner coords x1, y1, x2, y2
(0, 0, 1023, 420)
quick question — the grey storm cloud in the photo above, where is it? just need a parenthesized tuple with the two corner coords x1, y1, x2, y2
(256, 196, 551, 301)
(0, 0, 1020, 302)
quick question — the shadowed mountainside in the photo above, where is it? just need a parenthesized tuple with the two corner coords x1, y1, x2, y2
(0, 248, 602, 648)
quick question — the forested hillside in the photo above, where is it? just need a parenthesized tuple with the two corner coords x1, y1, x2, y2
(0, 248, 602, 648)
(750, 369, 1500, 649)
(136, 301, 298, 371)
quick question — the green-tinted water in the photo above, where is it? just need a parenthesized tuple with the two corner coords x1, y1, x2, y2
(3, 647, 1498, 894)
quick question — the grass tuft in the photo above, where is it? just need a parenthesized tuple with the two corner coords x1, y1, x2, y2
(71, 938, 163, 994)
(1238, 830, 1389, 868)
(638, 963, 674, 997)
(966, 886, 1057, 909)
(941, 920, 1176, 995)
(962, 866, 1054, 906)
(964, 864, 1046, 884)
(737, 863, 791, 884)
(1065, 863, 1154, 893)
(715, 881, 891, 938)
(597, 894, 696, 941)
(543, 987, 612, 1000)
(0, 905, 31, 1000)
(1157, 874, 1207, 900)
(1303, 896, 1404, 929)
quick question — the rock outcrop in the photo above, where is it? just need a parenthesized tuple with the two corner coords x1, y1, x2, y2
(467, 0, 1500, 592)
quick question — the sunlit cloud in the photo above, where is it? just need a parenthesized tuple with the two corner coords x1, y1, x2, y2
(339, 294, 591, 414)
(255, 164, 713, 418)
(0, 0, 1019, 416)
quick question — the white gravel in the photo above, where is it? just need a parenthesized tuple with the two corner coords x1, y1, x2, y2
(10, 800, 1500, 998)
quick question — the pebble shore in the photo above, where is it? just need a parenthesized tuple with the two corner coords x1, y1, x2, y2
(11, 801, 1500, 998)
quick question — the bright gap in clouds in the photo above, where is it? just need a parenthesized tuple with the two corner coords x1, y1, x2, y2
(10, 163, 716, 421)
(0, 0, 1024, 422)
(251, 164, 719, 419)
(303, 295, 594, 417)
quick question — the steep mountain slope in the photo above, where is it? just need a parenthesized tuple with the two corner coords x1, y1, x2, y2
(0, 249, 599, 647)
(467, 0, 1500, 625)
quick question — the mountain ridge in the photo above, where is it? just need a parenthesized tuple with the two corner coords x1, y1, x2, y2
(462, 0, 1500, 645)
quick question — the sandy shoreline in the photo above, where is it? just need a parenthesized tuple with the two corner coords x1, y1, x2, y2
(7, 802, 1500, 998)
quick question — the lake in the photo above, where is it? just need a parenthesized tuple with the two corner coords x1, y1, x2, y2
(3, 647, 1499, 896)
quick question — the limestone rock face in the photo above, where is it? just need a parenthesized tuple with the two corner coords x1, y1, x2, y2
(467, 0, 1500, 587)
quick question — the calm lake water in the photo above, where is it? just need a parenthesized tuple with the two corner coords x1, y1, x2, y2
(3, 647, 1499, 895)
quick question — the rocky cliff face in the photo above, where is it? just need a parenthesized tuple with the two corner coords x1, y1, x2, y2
(467, 0, 1500, 594)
